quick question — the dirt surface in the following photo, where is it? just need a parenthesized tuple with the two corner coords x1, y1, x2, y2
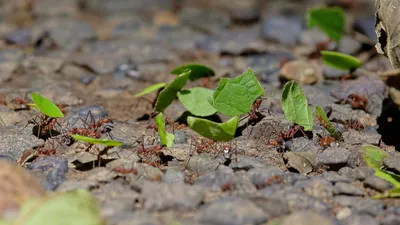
(0, 0, 400, 225)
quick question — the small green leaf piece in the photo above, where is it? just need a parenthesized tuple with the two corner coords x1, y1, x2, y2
(210, 68, 264, 117)
(155, 113, 174, 147)
(281, 81, 313, 131)
(16, 189, 104, 225)
(31, 92, 64, 118)
(171, 64, 215, 80)
(71, 134, 122, 147)
(187, 116, 238, 141)
(155, 70, 191, 112)
(321, 50, 362, 70)
(374, 187, 400, 199)
(307, 7, 345, 42)
(361, 145, 400, 188)
(177, 87, 217, 117)
(315, 106, 343, 141)
(361, 144, 389, 169)
(133, 82, 166, 97)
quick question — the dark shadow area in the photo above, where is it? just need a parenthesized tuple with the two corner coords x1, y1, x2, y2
(32, 126, 60, 140)
(175, 111, 222, 125)
(377, 97, 400, 150)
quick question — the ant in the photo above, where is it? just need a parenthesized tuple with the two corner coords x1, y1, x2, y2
(250, 97, 263, 120)
(10, 97, 30, 111)
(221, 183, 235, 192)
(201, 77, 211, 88)
(87, 118, 113, 133)
(267, 125, 308, 152)
(192, 138, 215, 154)
(317, 115, 329, 130)
(112, 167, 138, 175)
(145, 123, 158, 132)
(255, 175, 283, 189)
(332, 119, 364, 131)
(67, 127, 101, 138)
(318, 135, 336, 148)
(344, 94, 368, 111)
(29, 114, 59, 139)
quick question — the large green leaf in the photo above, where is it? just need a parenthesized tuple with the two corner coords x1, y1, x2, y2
(31, 92, 64, 118)
(155, 70, 191, 112)
(315, 106, 343, 141)
(209, 68, 264, 117)
(177, 87, 217, 117)
(361, 145, 400, 188)
(133, 82, 166, 97)
(307, 7, 345, 42)
(171, 64, 215, 81)
(321, 50, 362, 70)
(15, 189, 104, 225)
(155, 113, 174, 147)
(71, 134, 122, 147)
(281, 81, 313, 131)
(187, 116, 238, 141)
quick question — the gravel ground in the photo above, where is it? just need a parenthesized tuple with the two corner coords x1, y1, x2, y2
(0, 0, 400, 225)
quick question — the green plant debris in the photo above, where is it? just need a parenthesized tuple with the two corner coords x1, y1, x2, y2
(281, 80, 313, 131)
(31, 92, 64, 118)
(155, 70, 191, 112)
(209, 68, 264, 117)
(374, 187, 400, 199)
(177, 87, 217, 117)
(71, 134, 122, 147)
(133, 82, 166, 97)
(171, 64, 215, 81)
(321, 50, 362, 70)
(361, 145, 400, 189)
(187, 116, 239, 141)
(155, 113, 174, 147)
(13, 189, 104, 225)
(307, 7, 345, 42)
(315, 106, 343, 141)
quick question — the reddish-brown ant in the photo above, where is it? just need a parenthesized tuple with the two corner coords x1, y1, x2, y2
(267, 125, 308, 152)
(318, 135, 336, 148)
(193, 139, 215, 154)
(343, 119, 364, 131)
(10, 96, 30, 111)
(344, 94, 368, 110)
(221, 183, 235, 192)
(145, 123, 158, 132)
(87, 118, 113, 133)
(112, 167, 138, 175)
(29, 114, 59, 139)
(68, 127, 101, 138)
(255, 175, 283, 189)
(317, 115, 329, 129)
(201, 77, 211, 88)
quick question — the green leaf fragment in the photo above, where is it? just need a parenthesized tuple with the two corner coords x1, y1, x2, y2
(16, 189, 104, 225)
(71, 134, 122, 147)
(177, 87, 217, 117)
(320, 50, 362, 70)
(281, 80, 313, 131)
(155, 113, 174, 147)
(361, 145, 400, 189)
(209, 68, 264, 117)
(31, 92, 64, 118)
(155, 70, 191, 112)
(307, 7, 345, 42)
(315, 106, 343, 141)
(133, 82, 166, 97)
(171, 64, 215, 80)
(187, 116, 238, 141)
(374, 187, 400, 199)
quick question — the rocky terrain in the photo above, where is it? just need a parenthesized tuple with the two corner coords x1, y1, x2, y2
(0, 0, 400, 225)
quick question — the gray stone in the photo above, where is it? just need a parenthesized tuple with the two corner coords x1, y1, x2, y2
(352, 167, 375, 181)
(33, 0, 78, 17)
(323, 171, 353, 183)
(333, 182, 364, 196)
(199, 197, 267, 225)
(342, 214, 379, 225)
(383, 157, 400, 174)
(342, 130, 381, 146)
(185, 153, 226, 173)
(284, 152, 313, 175)
(338, 36, 362, 55)
(27, 156, 68, 191)
(0, 61, 17, 85)
(281, 211, 339, 225)
(315, 147, 350, 170)
(250, 197, 290, 218)
(323, 65, 348, 79)
(56, 180, 99, 192)
(303, 85, 337, 107)
(363, 176, 393, 192)
(295, 178, 334, 199)
(380, 214, 400, 225)
(273, 191, 330, 213)
(352, 199, 384, 216)
(141, 181, 205, 211)
(161, 168, 184, 184)
(179, 8, 230, 34)
(262, 16, 303, 45)
(4, 28, 31, 45)
(83, 0, 170, 14)
(108, 212, 160, 225)
(0, 125, 44, 161)
(229, 154, 270, 170)
(333, 196, 363, 207)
